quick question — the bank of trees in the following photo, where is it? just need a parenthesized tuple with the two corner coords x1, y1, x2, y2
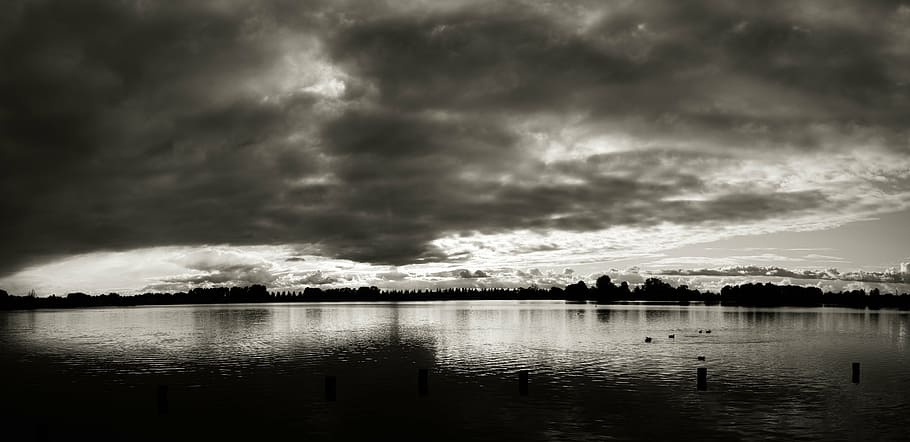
(1, 277, 908, 310)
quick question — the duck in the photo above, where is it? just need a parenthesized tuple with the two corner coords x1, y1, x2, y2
(644, 337, 653, 343)
(668, 334, 676, 339)
(697, 356, 706, 361)
(705, 329, 712, 334)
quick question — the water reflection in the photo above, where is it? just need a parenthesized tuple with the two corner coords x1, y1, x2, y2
(0, 303, 908, 441)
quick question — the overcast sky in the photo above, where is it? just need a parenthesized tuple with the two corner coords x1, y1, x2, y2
(1, 0, 909, 295)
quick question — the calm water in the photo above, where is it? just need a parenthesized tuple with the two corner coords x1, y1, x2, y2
(1, 302, 908, 441)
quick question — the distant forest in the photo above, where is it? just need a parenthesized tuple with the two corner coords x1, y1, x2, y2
(2, 276, 909, 310)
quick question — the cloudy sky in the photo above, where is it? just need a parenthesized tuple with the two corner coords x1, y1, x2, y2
(1, 0, 909, 295)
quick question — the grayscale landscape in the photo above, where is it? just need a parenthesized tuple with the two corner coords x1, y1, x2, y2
(1, 1, 909, 440)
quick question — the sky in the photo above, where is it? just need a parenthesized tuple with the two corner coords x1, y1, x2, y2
(1, 0, 909, 295)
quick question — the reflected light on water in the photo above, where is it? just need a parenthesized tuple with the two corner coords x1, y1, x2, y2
(1, 302, 908, 441)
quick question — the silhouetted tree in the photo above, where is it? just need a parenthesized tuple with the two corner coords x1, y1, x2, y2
(566, 281, 589, 302)
(595, 275, 612, 291)
(594, 274, 620, 302)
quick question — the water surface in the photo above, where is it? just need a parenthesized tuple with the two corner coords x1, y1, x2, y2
(1, 302, 907, 441)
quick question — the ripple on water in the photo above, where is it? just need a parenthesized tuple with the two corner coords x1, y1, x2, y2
(0, 303, 908, 441)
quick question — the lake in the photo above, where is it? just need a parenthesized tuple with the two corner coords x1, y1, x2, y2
(1, 302, 908, 441)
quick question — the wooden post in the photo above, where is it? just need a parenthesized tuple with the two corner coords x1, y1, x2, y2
(519, 370, 529, 396)
(325, 375, 337, 401)
(157, 385, 169, 415)
(418, 368, 429, 397)
(852, 362, 860, 384)
(697, 367, 707, 391)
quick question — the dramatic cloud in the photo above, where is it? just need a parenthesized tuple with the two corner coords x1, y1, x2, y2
(291, 271, 338, 286)
(1, 0, 909, 292)
(159, 249, 280, 286)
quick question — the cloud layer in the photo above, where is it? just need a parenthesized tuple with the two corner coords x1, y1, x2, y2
(2, 1, 909, 287)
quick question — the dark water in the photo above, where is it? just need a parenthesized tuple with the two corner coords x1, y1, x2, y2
(1, 302, 908, 441)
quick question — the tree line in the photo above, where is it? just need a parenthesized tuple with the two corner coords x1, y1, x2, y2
(1, 276, 908, 310)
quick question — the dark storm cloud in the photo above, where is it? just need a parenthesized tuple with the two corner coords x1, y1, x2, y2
(2, 0, 906, 275)
(307, 109, 832, 262)
(327, 0, 909, 149)
(309, 109, 831, 260)
(0, 0, 327, 272)
(327, 9, 641, 112)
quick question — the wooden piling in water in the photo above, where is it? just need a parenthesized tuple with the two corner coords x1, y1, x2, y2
(157, 385, 169, 415)
(852, 362, 860, 384)
(519, 370, 529, 396)
(418, 368, 429, 397)
(325, 375, 337, 401)
(697, 367, 707, 391)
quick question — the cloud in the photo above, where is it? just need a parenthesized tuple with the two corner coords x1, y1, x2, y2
(1, 0, 909, 284)
(327, 1, 910, 152)
(652, 265, 909, 286)
(375, 270, 409, 281)
(466, 270, 488, 278)
(364, 266, 597, 290)
(803, 254, 848, 262)
(431, 269, 489, 279)
(162, 265, 278, 286)
(291, 271, 338, 286)
(159, 248, 280, 287)
(0, 0, 331, 273)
